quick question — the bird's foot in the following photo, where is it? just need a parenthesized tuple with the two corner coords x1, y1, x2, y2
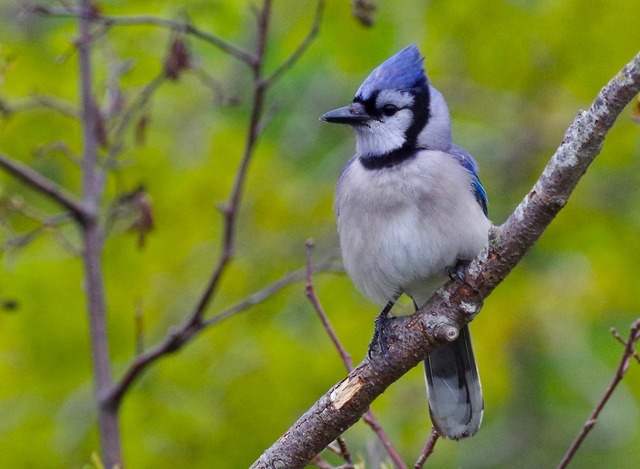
(446, 259, 472, 287)
(368, 300, 398, 363)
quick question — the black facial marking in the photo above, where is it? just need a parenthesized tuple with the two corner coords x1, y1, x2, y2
(355, 81, 431, 171)
(360, 144, 421, 170)
(404, 86, 430, 146)
(354, 91, 380, 119)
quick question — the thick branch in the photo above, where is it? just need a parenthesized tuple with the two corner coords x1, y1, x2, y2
(76, 1, 121, 466)
(0, 152, 90, 223)
(251, 52, 640, 469)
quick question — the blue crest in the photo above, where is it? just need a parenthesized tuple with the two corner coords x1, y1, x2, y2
(356, 44, 428, 100)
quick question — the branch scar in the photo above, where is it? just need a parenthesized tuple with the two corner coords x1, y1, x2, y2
(330, 375, 364, 409)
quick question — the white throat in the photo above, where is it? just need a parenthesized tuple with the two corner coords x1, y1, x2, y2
(354, 109, 413, 156)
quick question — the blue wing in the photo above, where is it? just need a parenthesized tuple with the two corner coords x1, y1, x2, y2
(449, 144, 488, 216)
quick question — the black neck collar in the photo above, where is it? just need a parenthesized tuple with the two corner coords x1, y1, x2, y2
(359, 145, 419, 170)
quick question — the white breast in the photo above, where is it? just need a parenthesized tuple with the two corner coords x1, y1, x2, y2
(335, 150, 490, 307)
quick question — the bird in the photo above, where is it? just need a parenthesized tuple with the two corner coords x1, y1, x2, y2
(320, 44, 491, 440)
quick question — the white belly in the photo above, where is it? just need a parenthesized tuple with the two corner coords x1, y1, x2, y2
(335, 151, 490, 307)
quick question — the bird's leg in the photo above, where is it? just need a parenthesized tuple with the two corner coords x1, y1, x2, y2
(368, 292, 401, 361)
(446, 258, 472, 287)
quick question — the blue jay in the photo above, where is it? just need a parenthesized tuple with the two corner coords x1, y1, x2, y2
(321, 44, 490, 440)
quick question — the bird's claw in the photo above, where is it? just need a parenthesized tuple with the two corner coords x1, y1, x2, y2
(446, 259, 472, 287)
(368, 311, 398, 365)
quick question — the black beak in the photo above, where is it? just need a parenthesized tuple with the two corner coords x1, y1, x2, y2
(320, 104, 372, 125)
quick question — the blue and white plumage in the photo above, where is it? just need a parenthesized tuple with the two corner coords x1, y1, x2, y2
(321, 44, 490, 439)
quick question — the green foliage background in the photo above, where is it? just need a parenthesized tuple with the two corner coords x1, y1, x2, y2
(1, 0, 639, 467)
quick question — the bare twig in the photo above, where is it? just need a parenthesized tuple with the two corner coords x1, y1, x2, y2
(557, 319, 640, 469)
(34, 141, 79, 165)
(75, 0, 121, 467)
(335, 437, 353, 467)
(135, 299, 144, 355)
(205, 260, 343, 328)
(9, 1, 326, 467)
(100, 0, 325, 414)
(309, 456, 335, 469)
(1, 203, 79, 254)
(190, 0, 271, 327)
(361, 412, 406, 469)
(0, 152, 89, 223)
(2, 94, 77, 118)
(105, 73, 165, 166)
(611, 326, 640, 363)
(414, 428, 439, 469)
(305, 240, 353, 370)
(250, 51, 640, 469)
(304, 240, 406, 469)
(263, 0, 324, 87)
(104, 262, 340, 410)
(314, 438, 355, 468)
(30, 3, 256, 65)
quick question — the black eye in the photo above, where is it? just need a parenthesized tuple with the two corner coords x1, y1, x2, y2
(381, 104, 399, 116)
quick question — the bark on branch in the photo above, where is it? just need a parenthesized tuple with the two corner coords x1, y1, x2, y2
(0, 152, 91, 223)
(251, 51, 640, 469)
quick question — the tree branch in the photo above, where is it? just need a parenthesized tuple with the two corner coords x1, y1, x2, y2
(191, 0, 272, 327)
(263, 0, 324, 88)
(99, 0, 325, 417)
(414, 428, 439, 469)
(304, 241, 406, 468)
(250, 52, 640, 469)
(103, 261, 340, 410)
(0, 152, 90, 223)
(557, 319, 640, 469)
(75, 1, 121, 467)
(611, 326, 640, 363)
(29, 3, 256, 66)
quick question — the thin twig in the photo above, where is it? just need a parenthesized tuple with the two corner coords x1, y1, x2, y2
(263, 0, 324, 87)
(135, 299, 144, 355)
(611, 327, 640, 363)
(315, 438, 354, 468)
(189, 0, 273, 324)
(361, 411, 406, 469)
(34, 141, 80, 166)
(309, 455, 335, 469)
(192, 0, 272, 326)
(104, 262, 340, 409)
(105, 73, 166, 167)
(102, 0, 324, 413)
(335, 437, 353, 467)
(557, 319, 640, 469)
(4, 94, 77, 118)
(204, 260, 343, 328)
(305, 240, 353, 370)
(0, 152, 90, 223)
(30, 4, 256, 65)
(304, 240, 406, 469)
(414, 428, 439, 469)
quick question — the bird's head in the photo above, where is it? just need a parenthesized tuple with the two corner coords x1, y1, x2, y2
(321, 44, 452, 157)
